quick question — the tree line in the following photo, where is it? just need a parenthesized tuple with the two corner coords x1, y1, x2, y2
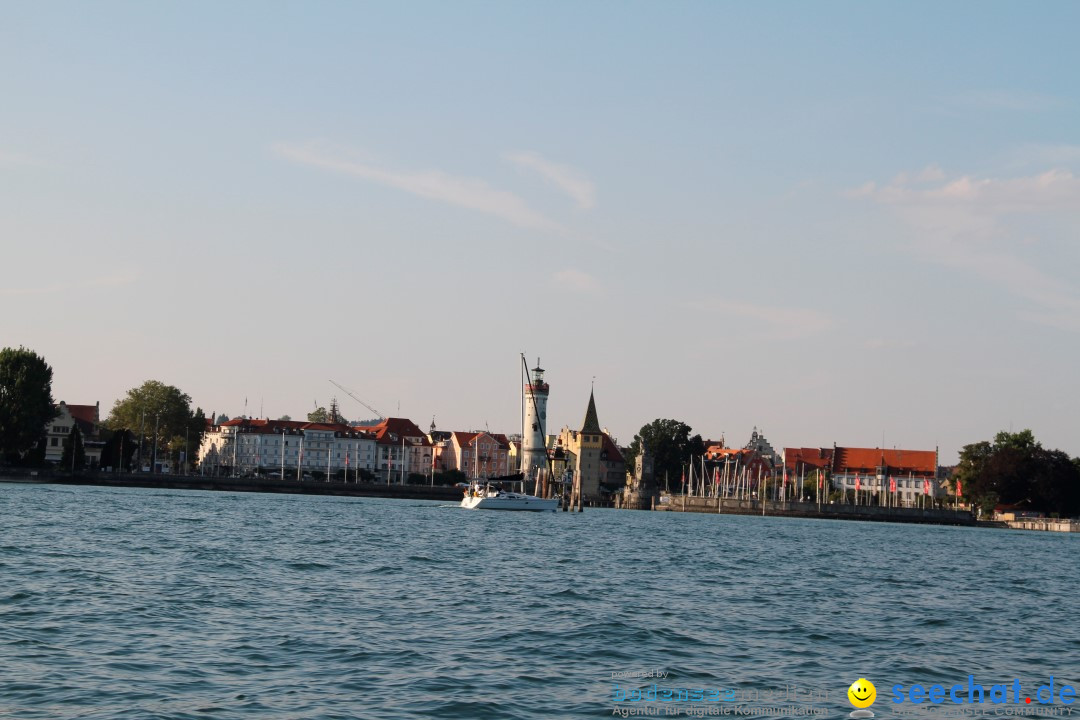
(954, 430, 1080, 518)
(0, 346, 206, 472)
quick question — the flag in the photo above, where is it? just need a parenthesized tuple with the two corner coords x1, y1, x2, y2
(680, 470, 685, 489)
(818, 471, 824, 489)
(923, 478, 930, 495)
(889, 476, 896, 493)
(956, 479, 962, 498)
(855, 473, 861, 491)
(783, 465, 788, 486)
(713, 467, 719, 484)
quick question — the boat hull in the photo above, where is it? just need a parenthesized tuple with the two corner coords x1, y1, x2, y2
(461, 493, 558, 512)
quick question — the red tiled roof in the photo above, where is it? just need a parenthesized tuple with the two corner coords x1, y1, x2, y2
(832, 447, 936, 477)
(783, 448, 834, 472)
(452, 431, 479, 447)
(55, 402, 98, 435)
(601, 434, 623, 463)
(66, 404, 98, 425)
(352, 417, 432, 446)
(451, 431, 511, 450)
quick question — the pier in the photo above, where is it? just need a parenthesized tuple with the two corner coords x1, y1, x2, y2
(653, 494, 975, 526)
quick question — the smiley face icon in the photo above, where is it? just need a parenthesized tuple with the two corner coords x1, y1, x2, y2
(848, 678, 877, 709)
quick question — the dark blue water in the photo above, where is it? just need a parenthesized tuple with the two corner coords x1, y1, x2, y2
(1, 484, 1077, 719)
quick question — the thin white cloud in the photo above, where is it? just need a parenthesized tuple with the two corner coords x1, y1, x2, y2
(1006, 143, 1080, 170)
(504, 151, 596, 210)
(888, 164, 946, 188)
(274, 141, 559, 231)
(850, 167, 1080, 332)
(552, 268, 602, 295)
(683, 298, 833, 341)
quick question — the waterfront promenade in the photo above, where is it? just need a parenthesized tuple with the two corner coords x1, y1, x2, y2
(0, 471, 461, 502)
(654, 494, 975, 526)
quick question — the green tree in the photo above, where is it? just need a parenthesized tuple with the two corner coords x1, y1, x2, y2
(624, 419, 705, 491)
(169, 407, 207, 472)
(60, 424, 86, 471)
(99, 428, 137, 471)
(434, 468, 468, 486)
(0, 347, 58, 463)
(105, 381, 200, 470)
(307, 407, 329, 423)
(956, 430, 1080, 516)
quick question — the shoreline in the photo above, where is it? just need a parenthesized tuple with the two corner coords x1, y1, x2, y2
(0, 471, 462, 502)
(7, 474, 1073, 530)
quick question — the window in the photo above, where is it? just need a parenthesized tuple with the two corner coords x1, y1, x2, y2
(51, 437, 58, 447)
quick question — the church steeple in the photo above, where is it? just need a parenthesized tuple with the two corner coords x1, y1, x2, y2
(581, 389, 601, 434)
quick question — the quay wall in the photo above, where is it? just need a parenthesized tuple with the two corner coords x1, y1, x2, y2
(1, 471, 462, 502)
(1005, 518, 1080, 533)
(654, 494, 975, 526)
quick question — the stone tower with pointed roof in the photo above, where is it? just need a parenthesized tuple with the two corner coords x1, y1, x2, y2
(557, 387, 622, 505)
(577, 390, 603, 495)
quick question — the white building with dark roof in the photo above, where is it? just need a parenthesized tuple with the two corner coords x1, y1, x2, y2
(198, 417, 377, 478)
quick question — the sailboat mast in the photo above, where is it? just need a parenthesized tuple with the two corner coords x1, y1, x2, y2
(520, 353, 525, 474)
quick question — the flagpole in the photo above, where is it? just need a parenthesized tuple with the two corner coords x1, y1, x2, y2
(297, 435, 303, 482)
(280, 430, 285, 481)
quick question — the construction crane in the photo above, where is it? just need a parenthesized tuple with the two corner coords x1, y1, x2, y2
(329, 380, 386, 421)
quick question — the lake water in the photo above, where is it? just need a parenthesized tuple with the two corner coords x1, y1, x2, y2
(2, 483, 1077, 719)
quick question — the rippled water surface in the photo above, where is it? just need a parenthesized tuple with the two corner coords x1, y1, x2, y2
(2, 483, 1077, 719)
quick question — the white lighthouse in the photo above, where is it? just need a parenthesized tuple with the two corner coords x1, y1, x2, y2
(521, 362, 550, 484)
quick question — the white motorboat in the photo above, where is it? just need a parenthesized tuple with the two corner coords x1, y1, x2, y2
(461, 481, 558, 512)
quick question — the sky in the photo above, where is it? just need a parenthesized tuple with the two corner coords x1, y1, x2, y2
(2, 2, 1079, 463)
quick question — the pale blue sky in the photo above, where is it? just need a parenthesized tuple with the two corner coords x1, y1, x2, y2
(3, 2, 1079, 462)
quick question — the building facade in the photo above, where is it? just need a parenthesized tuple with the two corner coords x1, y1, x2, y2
(784, 445, 941, 506)
(198, 418, 376, 478)
(353, 417, 434, 481)
(45, 401, 103, 468)
(439, 431, 513, 478)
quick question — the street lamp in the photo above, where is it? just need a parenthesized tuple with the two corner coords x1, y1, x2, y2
(152, 413, 160, 475)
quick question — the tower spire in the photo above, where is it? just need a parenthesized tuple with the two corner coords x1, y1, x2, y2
(581, 388, 601, 434)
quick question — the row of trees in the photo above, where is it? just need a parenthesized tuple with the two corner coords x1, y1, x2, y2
(0, 346, 206, 472)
